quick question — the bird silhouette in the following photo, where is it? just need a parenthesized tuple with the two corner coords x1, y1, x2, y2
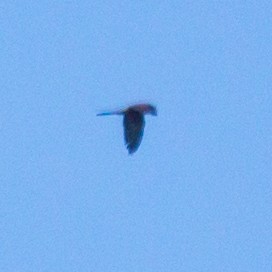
(97, 103, 157, 154)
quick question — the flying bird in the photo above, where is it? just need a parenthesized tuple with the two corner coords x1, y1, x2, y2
(97, 103, 157, 154)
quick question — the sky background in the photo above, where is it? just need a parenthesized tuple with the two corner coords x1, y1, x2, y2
(1, 1, 271, 271)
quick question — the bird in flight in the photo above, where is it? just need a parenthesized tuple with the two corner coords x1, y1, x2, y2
(97, 103, 157, 154)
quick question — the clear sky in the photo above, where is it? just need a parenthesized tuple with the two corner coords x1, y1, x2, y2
(1, 1, 271, 271)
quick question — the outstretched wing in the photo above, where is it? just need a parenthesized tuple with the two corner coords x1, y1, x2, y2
(123, 109, 145, 154)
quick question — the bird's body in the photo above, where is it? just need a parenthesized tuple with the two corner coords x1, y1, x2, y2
(97, 103, 157, 154)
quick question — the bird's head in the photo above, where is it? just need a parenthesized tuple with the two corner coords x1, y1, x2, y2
(146, 104, 157, 116)
(132, 104, 157, 116)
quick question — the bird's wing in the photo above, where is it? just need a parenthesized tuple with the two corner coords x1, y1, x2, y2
(123, 110, 145, 154)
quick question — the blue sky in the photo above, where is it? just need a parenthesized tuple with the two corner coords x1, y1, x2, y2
(1, 1, 271, 271)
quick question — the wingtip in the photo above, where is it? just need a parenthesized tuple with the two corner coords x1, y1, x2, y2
(96, 112, 111, 116)
(127, 146, 138, 155)
(96, 111, 123, 116)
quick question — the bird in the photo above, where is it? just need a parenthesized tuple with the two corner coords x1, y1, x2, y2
(97, 103, 157, 154)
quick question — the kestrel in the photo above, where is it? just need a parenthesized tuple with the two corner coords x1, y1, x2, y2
(97, 103, 157, 154)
